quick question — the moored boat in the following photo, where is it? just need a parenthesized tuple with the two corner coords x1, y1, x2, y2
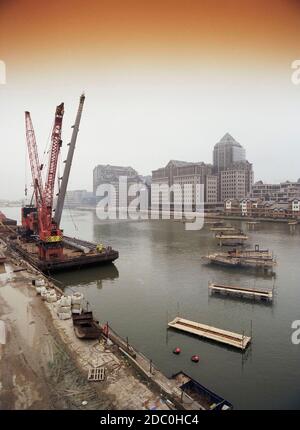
(0, 252, 6, 264)
(72, 311, 102, 340)
(172, 371, 233, 410)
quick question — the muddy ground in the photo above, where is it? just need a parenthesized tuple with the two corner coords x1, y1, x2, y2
(0, 242, 170, 411)
(0, 265, 108, 409)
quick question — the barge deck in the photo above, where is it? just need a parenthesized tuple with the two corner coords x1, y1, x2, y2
(215, 232, 248, 246)
(203, 246, 276, 269)
(209, 283, 273, 301)
(2, 234, 118, 274)
(168, 317, 251, 350)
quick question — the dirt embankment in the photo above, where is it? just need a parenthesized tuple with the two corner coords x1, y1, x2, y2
(0, 264, 113, 410)
(0, 245, 169, 411)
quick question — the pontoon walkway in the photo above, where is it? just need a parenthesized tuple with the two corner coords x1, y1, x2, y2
(168, 317, 251, 350)
(209, 283, 273, 301)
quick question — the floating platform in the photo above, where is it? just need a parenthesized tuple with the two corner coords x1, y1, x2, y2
(209, 283, 273, 301)
(227, 247, 274, 260)
(203, 245, 276, 269)
(168, 317, 251, 350)
(215, 232, 248, 246)
(210, 226, 236, 232)
(203, 253, 276, 269)
(4, 235, 118, 274)
(205, 221, 225, 226)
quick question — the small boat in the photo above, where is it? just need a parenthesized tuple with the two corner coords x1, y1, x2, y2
(172, 371, 233, 410)
(0, 252, 6, 264)
(72, 311, 102, 340)
(0, 211, 17, 226)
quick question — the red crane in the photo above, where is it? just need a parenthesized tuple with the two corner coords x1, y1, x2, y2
(23, 103, 65, 261)
(22, 112, 44, 234)
(24, 112, 44, 207)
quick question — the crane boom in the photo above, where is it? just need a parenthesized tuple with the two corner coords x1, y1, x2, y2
(22, 96, 81, 262)
(25, 112, 43, 207)
(43, 103, 64, 210)
(54, 94, 85, 226)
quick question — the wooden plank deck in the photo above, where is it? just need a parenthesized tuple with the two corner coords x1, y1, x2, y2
(168, 317, 251, 350)
(210, 227, 236, 232)
(209, 283, 273, 301)
(203, 252, 276, 268)
(215, 234, 248, 240)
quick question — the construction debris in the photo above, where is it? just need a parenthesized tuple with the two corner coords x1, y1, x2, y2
(88, 367, 106, 382)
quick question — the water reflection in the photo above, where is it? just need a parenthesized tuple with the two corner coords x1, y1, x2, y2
(53, 264, 119, 289)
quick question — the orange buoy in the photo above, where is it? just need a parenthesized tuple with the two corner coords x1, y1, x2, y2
(173, 347, 181, 355)
(191, 354, 199, 363)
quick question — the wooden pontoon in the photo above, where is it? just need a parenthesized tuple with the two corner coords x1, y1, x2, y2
(204, 221, 225, 226)
(228, 246, 274, 260)
(203, 254, 240, 266)
(209, 283, 273, 301)
(215, 231, 248, 246)
(203, 253, 276, 269)
(203, 245, 276, 269)
(168, 317, 251, 350)
(210, 226, 236, 232)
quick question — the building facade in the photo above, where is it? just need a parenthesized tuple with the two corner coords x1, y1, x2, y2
(213, 133, 246, 173)
(212, 133, 254, 201)
(64, 190, 94, 207)
(152, 160, 217, 209)
(224, 198, 300, 219)
(151, 133, 253, 208)
(220, 161, 254, 201)
(252, 180, 300, 202)
(93, 164, 147, 208)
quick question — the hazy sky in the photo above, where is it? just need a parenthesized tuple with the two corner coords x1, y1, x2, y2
(1, 0, 300, 200)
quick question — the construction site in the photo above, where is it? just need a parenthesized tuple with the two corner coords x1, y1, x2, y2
(0, 94, 118, 274)
(0, 94, 236, 411)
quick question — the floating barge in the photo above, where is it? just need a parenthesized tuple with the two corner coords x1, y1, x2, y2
(205, 221, 225, 226)
(209, 283, 273, 301)
(210, 226, 236, 232)
(203, 245, 276, 270)
(215, 231, 248, 246)
(168, 317, 251, 350)
(227, 246, 274, 260)
(3, 234, 118, 274)
(172, 372, 233, 410)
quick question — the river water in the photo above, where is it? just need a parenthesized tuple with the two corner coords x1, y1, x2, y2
(2, 206, 300, 409)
